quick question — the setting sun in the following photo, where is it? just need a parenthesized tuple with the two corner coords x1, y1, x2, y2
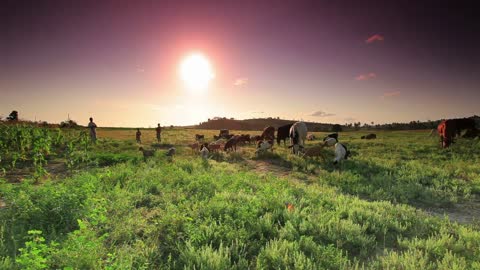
(179, 53, 215, 92)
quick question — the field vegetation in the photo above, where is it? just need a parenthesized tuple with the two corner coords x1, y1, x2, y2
(1, 124, 480, 269)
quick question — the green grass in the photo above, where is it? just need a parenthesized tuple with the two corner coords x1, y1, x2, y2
(1, 128, 480, 269)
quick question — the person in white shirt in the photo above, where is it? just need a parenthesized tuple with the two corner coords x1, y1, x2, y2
(88, 117, 97, 143)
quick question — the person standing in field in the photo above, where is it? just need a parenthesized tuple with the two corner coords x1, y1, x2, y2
(136, 128, 142, 144)
(88, 117, 97, 143)
(156, 123, 162, 143)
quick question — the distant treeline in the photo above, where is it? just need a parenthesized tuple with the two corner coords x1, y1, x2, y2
(196, 116, 479, 132)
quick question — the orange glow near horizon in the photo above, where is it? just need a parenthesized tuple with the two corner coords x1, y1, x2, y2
(179, 52, 215, 93)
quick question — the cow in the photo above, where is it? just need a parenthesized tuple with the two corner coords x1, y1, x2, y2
(438, 120, 456, 148)
(236, 134, 251, 145)
(276, 123, 293, 146)
(261, 126, 275, 141)
(362, 134, 377, 140)
(195, 134, 205, 141)
(288, 122, 308, 154)
(224, 137, 238, 152)
(333, 143, 350, 165)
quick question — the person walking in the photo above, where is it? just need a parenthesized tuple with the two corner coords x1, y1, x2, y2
(136, 128, 142, 144)
(88, 117, 97, 143)
(156, 123, 162, 143)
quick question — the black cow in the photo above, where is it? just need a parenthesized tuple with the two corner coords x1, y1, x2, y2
(276, 123, 293, 146)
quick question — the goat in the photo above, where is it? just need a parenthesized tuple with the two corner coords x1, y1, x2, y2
(139, 147, 155, 160)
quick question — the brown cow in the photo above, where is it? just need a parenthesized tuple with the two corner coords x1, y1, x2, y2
(261, 126, 275, 141)
(438, 120, 456, 148)
(224, 137, 238, 152)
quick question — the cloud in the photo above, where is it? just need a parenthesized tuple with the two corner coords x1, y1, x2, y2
(355, 72, 376, 81)
(382, 91, 401, 98)
(365, 34, 384, 44)
(309, 110, 335, 117)
(234, 78, 248, 86)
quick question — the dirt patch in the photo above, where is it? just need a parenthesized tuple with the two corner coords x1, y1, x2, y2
(247, 160, 291, 177)
(425, 196, 480, 225)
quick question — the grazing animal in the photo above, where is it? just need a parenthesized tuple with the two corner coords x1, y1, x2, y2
(261, 126, 276, 141)
(200, 144, 209, 159)
(251, 135, 263, 143)
(236, 134, 251, 145)
(256, 140, 274, 154)
(224, 137, 238, 152)
(276, 123, 294, 146)
(333, 143, 350, 165)
(166, 147, 176, 157)
(188, 142, 199, 152)
(208, 143, 221, 152)
(438, 120, 457, 148)
(195, 134, 205, 141)
(323, 137, 337, 147)
(323, 133, 338, 141)
(307, 134, 316, 141)
(139, 147, 155, 160)
(362, 134, 377, 140)
(288, 122, 308, 154)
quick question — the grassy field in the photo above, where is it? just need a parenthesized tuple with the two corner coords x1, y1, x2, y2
(1, 126, 480, 269)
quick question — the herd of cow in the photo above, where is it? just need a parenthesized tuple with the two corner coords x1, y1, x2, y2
(190, 121, 356, 165)
(437, 117, 480, 148)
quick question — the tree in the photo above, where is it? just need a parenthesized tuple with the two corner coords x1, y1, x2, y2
(6, 110, 18, 121)
(331, 124, 342, 132)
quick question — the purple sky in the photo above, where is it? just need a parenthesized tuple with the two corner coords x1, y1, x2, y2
(1, 0, 479, 127)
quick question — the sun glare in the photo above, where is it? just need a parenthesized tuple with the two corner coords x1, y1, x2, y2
(179, 53, 215, 93)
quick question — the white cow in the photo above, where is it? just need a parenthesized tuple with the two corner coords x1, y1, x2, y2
(333, 143, 350, 165)
(288, 122, 308, 154)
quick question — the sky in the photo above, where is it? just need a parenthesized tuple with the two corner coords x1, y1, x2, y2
(1, 0, 479, 127)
